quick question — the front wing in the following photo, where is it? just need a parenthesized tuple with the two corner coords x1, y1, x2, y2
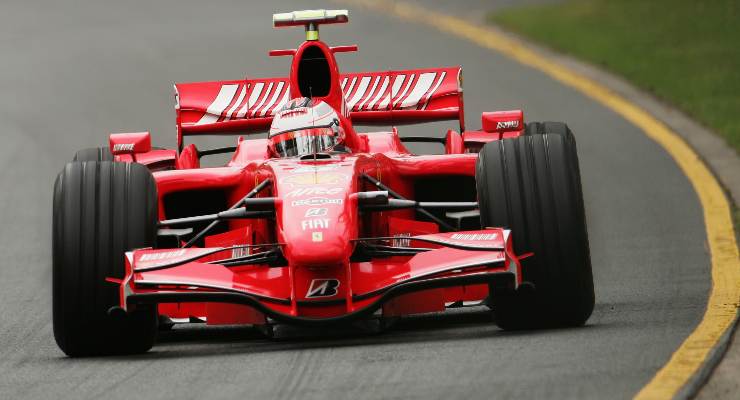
(119, 229, 522, 325)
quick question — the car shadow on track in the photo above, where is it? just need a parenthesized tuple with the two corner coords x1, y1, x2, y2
(81, 307, 603, 361)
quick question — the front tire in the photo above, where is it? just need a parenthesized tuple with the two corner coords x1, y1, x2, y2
(72, 147, 113, 162)
(53, 161, 158, 356)
(476, 122, 594, 329)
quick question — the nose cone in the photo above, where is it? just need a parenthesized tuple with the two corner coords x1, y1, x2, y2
(273, 162, 357, 267)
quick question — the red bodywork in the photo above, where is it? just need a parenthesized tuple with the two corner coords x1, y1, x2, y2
(111, 33, 528, 327)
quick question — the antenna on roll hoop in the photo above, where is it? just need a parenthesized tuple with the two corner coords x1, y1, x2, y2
(272, 10, 349, 41)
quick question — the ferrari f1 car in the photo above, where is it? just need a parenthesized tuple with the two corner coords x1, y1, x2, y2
(53, 10, 594, 356)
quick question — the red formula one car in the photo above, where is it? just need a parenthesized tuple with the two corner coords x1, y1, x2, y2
(52, 10, 594, 356)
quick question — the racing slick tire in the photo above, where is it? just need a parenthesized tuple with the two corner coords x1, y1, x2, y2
(476, 123, 594, 329)
(53, 161, 158, 356)
(73, 147, 114, 162)
(524, 121, 572, 138)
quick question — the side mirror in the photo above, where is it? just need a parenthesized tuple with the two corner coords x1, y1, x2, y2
(481, 110, 524, 133)
(109, 131, 152, 155)
(331, 119, 340, 136)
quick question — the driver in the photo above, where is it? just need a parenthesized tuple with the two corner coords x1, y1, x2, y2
(268, 97, 345, 157)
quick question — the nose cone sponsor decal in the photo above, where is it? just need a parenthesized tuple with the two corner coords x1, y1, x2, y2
(271, 160, 356, 264)
(286, 187, 344, 198)
(305, 207, 328, 217)
(290, 165, 340, 174)
(302, 218, 330, 230)
(291, 197, 343, 206)
(280, 172, 349, 187)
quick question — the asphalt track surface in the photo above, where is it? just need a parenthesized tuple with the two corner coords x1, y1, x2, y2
(0, 1, 711, 399)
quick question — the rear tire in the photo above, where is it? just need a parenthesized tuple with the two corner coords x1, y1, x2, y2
(476, 122, 594, 329)
(53, 161, 158, 356)
(73, 147, 113, 162)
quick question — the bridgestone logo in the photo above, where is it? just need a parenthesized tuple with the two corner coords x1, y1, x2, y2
(113, 143, 135, 152)
(450, 233, 497, 241)
(306, 279, 340, 298)
(495, 120, 519, 130)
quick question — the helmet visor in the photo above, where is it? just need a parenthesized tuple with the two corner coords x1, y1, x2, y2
(273, 129, 338, 157)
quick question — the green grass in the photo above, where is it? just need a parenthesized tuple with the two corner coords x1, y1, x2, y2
(489, 0, 740, 153)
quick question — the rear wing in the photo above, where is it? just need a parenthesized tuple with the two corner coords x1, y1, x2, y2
(175, 66, 463, 148)
(342, 67, 463, 127)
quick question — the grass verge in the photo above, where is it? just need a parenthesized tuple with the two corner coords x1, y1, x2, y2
(489, 0, 740, 153)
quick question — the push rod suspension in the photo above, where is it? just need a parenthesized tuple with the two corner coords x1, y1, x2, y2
(181, 179, 272, 248)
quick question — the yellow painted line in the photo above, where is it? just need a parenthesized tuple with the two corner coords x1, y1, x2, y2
(337, 0, 740, 398)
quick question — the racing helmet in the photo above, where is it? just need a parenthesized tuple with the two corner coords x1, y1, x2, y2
(268, 98, 344, 157)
